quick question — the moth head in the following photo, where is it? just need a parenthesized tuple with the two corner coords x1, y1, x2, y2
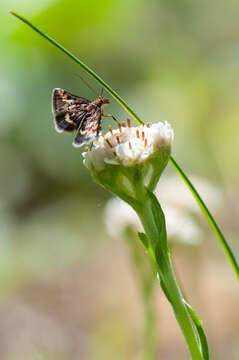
(102, 98, 110, 105)
(94, 97, 109, 107)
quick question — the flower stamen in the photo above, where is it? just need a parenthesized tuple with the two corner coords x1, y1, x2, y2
(118, 122, 122, 135)
(128, 141, 132, 150)
(122, 121, 126, 127)
(108, 125, 113, 136)
(146, 122, 150, 128)
(116, 135, 121, 144)
(106, 139, 113, 148)
(136, 129, 140, 138)
(142, 131, 145, 141)
(127, 118, 131, 128)
(144, 138, 147, 148)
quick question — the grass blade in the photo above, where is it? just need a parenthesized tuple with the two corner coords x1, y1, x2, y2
(170, 156, 239, 280)
(9, 10, 143, 126)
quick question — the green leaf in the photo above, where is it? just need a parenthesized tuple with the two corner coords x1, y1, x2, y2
(160, 277, 209, 360)
(138, 232, 149, 248)
(144, 189, 168, 257)
(184, 300, 209, 360)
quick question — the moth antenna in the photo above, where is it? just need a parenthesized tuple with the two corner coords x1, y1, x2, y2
(100, 87, 104, 97)
(73, 73, 98, 97)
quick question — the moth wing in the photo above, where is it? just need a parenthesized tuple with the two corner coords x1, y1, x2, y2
(73, 109, 102, 147)
(52, 88, 90, 133)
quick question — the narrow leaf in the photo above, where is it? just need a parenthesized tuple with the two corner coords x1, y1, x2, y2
(138, 232, 149, 248)
(184, 300, 209, 360)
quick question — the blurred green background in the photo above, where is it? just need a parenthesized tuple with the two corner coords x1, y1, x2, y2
(1, 0, 239, 359)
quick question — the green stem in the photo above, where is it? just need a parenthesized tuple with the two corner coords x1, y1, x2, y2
(159, 260, 203, 360)
(9, 10, 239, 281)
(137, 195, 203, 360)
(170, 156, 239, 280)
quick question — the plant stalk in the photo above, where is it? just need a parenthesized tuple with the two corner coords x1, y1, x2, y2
(137, 196, 203, 360)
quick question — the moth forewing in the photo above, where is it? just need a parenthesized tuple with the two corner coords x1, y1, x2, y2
(52, 88, 110, 147)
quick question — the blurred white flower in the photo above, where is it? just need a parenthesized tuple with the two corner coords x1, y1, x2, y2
(105, 175, 222, 245)
(82, 120, 173, 170)
(105, 198, 200, 245)
(105, 197, 143, 237)
(162, 204, 201, 244)
(156, 175, 222, 213)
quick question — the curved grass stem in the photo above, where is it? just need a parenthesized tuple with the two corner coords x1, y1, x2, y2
(170, 156, 239, 280)
(9, 10, 239, 281)
(9, 10, 143, 126)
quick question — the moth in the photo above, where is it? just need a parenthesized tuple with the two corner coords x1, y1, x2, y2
(52, 88, 114, 147)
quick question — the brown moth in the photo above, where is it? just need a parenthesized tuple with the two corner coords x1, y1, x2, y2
(52, 88, 111, 147)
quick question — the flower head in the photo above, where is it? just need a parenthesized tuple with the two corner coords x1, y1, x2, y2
(82, 120, 173, 203)
(82, 120, 173, 170)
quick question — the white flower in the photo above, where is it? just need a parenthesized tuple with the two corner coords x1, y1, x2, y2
(82, 120, 174, 169)
(162, 204, 201, 244)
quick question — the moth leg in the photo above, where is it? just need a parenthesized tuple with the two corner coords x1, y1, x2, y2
(102, 113, 118, 123)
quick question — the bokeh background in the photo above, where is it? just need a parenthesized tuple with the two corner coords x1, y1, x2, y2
(1, 0, 239, 359)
